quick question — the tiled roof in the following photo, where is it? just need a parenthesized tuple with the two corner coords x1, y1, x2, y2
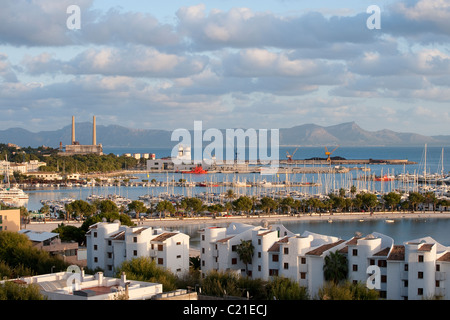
(418, 243, 434, 252)
(306, 240, 346, 256)
(437, 252, 450, 262)
(387, 245, 405, 261)
(109, 231, 125, 241)
(216, 236, 234, 243)
(345, 237, 361, 246)
(268, 243, 280, 252)
(258, 230, 275, 237)
(132, 227, 148, 234)
(373, 247, 390, 257)
(151, 232, 178, 242)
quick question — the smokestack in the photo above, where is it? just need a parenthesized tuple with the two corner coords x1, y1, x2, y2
(72, 116, 75, 145)
(93, 116, 97, 146)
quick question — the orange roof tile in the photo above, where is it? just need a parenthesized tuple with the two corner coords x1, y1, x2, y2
(306, 240, 346, 256)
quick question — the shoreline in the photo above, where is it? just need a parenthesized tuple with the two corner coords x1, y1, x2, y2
(25, 211, 450, 232)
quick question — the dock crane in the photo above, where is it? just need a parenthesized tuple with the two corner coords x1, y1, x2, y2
(286, 147, 299, 162)
(325, 145, 339, 162)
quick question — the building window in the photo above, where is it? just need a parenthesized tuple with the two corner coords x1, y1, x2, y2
(353, 264, 358, 272)
(202, 248, 205, 254)
(370, 259, 375, 265)
(202, 235, 205, 241)
(176, 268, 181, 272)
(301, 257, 306, 264)
(404, 264, 409, 271)
(108, 265, 112, 271)
(94, 232, 97, 238)
(284, 247, 289, 254)
(177, 242, 181, 245)
(436, 264, 441, 272)
(378, 260, 387, 268)
(418, 255, 424, 263)
(133, 237, 137, 243)
(404, 280, 408, 287)
(94, 257, 98, 263)
(352, 249, 358, 256)
(272, 254, 279, 262)
(300, 272, 306, 280)
(232, 258, 237, 265)
(258, 252, 261, 258)
(177, 255, 181, 259)
(436, 281, 440, 288)
(133, 250, 138, 256)
(108, 240, 112, 246)
(258, 239, 261, 245)
(107, 252, 112, 259)
(381, 275, 387, 283)
(283, 263, 289, 270)
(418, 272, 423, 279)
(158, 244, 163, 251)
(269, 269, 279, 276)
(258, 265, 261, 272)
(418, 288, 423, 296)
(232, 245, 237, 252)
(158, 258, 164, 265)
(94, 245, 97, 250)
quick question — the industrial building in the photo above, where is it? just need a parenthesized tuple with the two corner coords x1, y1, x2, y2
(59, 116, 103, 156)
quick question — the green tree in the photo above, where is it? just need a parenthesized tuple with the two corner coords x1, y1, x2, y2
(266, 277, 309, 300)
(65, 199, 96, 220)
(408, 192, 424, 212)
(323, 251, 348, 284)
(232, 196, 253, 215)
(382, 192, 402, 212)
(115, 257, 178, 292)
(318, 281, 379, 300)
(0, 282, 46, 300)
(259, 197, 277, 215)
(127, 200, 147, 218)
(235, 239, 254, 276)
(361, 193, 379, 212)
(156, 200, 175, 218)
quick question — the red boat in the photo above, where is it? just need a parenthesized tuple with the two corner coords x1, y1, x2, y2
(182, 165, 208, 174)
(375, 175, 395, 182)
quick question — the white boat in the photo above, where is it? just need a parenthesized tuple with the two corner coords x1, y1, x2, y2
(0, 156, 29, 204)
(385, 219, 395, 223)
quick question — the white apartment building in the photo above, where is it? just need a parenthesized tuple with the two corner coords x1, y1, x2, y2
(86, 221, 189, 277)
(199, 222, 450, 300)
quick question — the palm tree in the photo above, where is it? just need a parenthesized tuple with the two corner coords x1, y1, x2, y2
(323, 251, 348, 284)
(226, 189, 235, 202)
(236, 239, 254, 276)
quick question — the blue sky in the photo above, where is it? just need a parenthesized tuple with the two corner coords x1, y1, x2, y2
(0, 0, 449, 137)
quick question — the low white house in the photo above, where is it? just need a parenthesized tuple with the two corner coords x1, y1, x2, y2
(86, 221, 189, 277)
(1, 270, 162, 300)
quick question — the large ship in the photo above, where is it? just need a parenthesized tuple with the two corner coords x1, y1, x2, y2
(0, 157, 29, 205)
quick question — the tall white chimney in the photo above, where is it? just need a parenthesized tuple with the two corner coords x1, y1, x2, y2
(93, 116, 97, 146)
(72, 116, 75, 145)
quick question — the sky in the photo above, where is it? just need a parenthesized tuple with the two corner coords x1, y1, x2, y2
(0, 0, 449, 136)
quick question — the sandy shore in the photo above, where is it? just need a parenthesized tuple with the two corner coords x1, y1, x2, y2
(25, 211, 450, 232)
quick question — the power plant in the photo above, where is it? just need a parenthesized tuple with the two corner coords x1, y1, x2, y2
(59, 116, 103, 156)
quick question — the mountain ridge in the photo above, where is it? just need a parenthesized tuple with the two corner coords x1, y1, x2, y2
(0, 122, 449, 148)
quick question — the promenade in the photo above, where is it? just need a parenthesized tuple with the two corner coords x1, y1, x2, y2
(25, 211, 450, 232)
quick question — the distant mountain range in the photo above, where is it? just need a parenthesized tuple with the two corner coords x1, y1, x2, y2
(1, 121, 449, 148)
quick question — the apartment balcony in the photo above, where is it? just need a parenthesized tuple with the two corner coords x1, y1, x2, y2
(150, 250, 158, 257)
(436, 271, 446, 281)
